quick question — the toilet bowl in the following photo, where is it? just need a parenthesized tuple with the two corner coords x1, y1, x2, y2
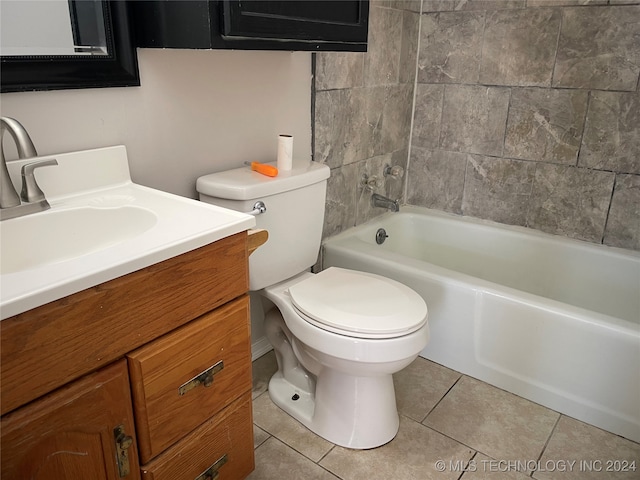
(261, 268, 429, 449)
(196, 161, 429, 449)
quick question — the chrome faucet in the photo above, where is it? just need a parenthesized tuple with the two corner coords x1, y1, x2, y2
(371, 193, 400, 212)
(1, 117, 58, 220)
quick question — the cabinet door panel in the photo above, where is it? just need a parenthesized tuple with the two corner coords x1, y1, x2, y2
(1, 360, 140, 480)
(128, 296, 251, 463)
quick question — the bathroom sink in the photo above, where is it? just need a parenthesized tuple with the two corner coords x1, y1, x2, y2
(0, 145, 255, 319)
(1, 206, 157, 275)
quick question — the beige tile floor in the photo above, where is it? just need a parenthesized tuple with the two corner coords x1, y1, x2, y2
(248, 351, 640, 480)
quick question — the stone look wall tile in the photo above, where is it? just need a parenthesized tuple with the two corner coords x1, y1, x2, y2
(314, 53, 364, 91)
(604, 174, 640, 250)
(365, 84, 414, 158)
(314, 88, 368, 168)
(504, 88, 588, 165)
(527, 0, 606, 6)
(462, 155, 536, 226)
(480, 8, 561, 87)
(440, 84, 510, 156)
(527, 164, 615, 243)
(399, 10, 421, 84)
(579, 91, 640, 174)
(365, 6, 403, 86)
(390, 0, 424, 12)
(407, 148, 466, 213)
(455, 0, 526, 9)
(553, 6, 640, 91)
(323, 164, 359, 239)
(422, 0, 455, 11)
(417, 11, 484, 84)
(412, 84, 444, 149)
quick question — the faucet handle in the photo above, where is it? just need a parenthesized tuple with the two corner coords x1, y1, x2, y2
(20, 159, 58, 203)
(361, 173, 383, 192)
(383, 164, 404, 179)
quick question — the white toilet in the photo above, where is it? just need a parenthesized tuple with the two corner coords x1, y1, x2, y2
(197, 161, 429, 449)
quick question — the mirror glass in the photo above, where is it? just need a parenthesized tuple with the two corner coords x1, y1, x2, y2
(1, 0, 108, 57)
(0, 0, 139, 92)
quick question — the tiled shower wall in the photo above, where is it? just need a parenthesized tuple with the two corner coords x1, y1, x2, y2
(314, 1, 422, 238)
(314, 0, 640, 251)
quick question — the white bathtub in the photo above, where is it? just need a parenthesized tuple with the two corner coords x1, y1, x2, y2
(323, 206, 640, 442)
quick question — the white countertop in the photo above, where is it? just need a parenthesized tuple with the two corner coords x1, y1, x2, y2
(0, 146, 255, 320)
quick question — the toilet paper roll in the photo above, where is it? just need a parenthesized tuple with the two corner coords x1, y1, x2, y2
(277, 134, 293, 171)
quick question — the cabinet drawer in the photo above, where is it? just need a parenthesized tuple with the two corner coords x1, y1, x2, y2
(140, 393, 254, 480)
(128, 296, 251, 463)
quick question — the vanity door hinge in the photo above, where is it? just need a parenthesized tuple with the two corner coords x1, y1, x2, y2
(195, 454, 228, 480)
(113, 424, 134, 478)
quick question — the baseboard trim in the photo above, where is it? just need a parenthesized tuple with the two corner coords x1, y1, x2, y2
(252, 336, 273, 361)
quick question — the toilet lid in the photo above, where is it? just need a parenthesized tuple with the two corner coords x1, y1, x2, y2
(288, 267, 428, 339)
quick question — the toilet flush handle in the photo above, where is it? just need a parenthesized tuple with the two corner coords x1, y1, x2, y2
(247, 201, 266, 216)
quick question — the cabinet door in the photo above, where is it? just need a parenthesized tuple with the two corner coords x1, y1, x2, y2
(1, 360, 140, 480)
(221, 0, 369, 47)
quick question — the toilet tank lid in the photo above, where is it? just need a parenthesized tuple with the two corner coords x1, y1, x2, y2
(196, 161, 330, 200)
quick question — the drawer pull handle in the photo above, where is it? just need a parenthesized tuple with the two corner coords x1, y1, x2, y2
(195, 454, 228, 480)
(178, 360, 224, 396)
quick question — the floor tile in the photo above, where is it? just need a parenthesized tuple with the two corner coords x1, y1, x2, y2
(247, 437, 340, 480)
(423, 376, 559, 469)
(253, 391, 334, 462)
(252, 350, 277, 399)
(394, 357, 461, 422)
(319, 415, 474, 480)
(460, 453, 533, 480)
(534, 415, 640, 480)
(253, 424, 270, 449)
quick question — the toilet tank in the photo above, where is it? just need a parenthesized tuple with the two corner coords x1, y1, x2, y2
(197, 162, 330, 290)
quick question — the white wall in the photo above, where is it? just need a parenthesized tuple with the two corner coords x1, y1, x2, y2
(0, 48, 313, 199)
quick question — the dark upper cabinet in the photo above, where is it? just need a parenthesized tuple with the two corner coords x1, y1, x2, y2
(132, 0, 369, 51)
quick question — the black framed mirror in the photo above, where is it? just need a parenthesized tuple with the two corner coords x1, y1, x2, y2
(0, 1, 139, 93)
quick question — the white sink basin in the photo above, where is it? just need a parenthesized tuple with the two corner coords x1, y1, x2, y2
(0, 146, 255, 320)
(1, 206, 157, 274)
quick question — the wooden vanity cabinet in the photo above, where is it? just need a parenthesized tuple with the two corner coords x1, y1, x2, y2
(0, 231, 256, 480)
(0, 360, 140, 480)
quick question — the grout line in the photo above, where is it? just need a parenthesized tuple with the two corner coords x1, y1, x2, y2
(419, 372, 464, 424)
(575, 90, 592, 167)
(601, 173, 617, 245)
(531, 413, 563, 478)
(550, 5, 564, 88)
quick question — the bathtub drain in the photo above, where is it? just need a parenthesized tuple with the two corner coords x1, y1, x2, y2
(376, 228, 388, 245)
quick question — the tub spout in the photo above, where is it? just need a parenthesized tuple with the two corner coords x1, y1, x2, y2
(371, 193, 399, 212)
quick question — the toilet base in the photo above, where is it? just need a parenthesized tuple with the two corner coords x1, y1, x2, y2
(268, 368, 400, 449)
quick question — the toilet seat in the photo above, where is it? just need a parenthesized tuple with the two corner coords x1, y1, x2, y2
(287, 267, 428, 339)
